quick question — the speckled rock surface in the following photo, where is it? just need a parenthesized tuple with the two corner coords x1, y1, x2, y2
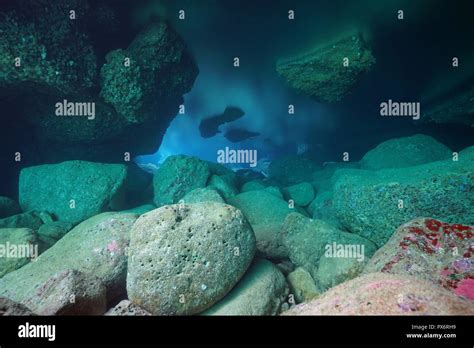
(19, 161, 128, 224)
(283, 273, 474, 315)
(105, 300, 151, 316)
(333, 154, 474, 247)
(202, 259, 288, 315)
(37, 221, 75, 249)
(287, 267, 319, 303)
(365, 218, 474, 300)
(0, 297, 35, 316)
(182, 187, 224, 204)
(0, 228, 38, 277)
(207, 175, 238, 201)
(127, 203, 256, 315)
(153, 155, 210, 207)
(23, 269, 107, 315)
(281, 213, 377, 279)
(276, 33, 375, 103)
(360, 134, 452, 170)
(0, 212, 137, 305)
(283, 182, 315, 207)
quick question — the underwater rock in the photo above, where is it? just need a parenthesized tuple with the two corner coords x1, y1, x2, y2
(268, 155, 319, 186)
(37, 221, 75, 249)
(223, 128, 260, 143)
(0, 197, 21, 219)
(240, 180, 267, 192)
(0, 211, 50, 231)
(207, 175, 238, 201)
(333, 154, 474, 247)
(153, 155, 210, 207)
(311, 161, 360, 194)
(105, 300, 151, 316)
(123, 163, 153, 208)
(316, 252, 368, 292)
(276, 33, 375, 103)
(235, 169, 265, 186)
(364, 218, 474, 300)
(182, 187, 224, 204)
(126, 203, 255, 315)
(287, 267, 319, 303)
(0, 297, 35, 316)
(282, 182, 315, 207)
(0, 212, 137, 306)
(264, 186, 284, 199)
(228, 190, 296, 259)
(120, 204, 156, 215)
(0, 228, 38, 278)
(283, 272, 474, 315)
(360, 134, 452, 170)
(281, 213, 377, 280)
(199, 106, 245, 138)
(422, 87, 474, 127)
(202, 259, 288, 315)
(19, 161, 128, 224)
(22, 269, 107, 315)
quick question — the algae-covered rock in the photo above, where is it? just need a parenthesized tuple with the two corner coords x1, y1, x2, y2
(153, 155, 210, 207)
(333, 155, 474, 247)
(0, 211, 49, 231)
(0, 228, 38, 277)
(127, 203, 255, 315)
(240, 180, 267, 192)
(268, 155, 319, 186)
(287, 267, 319, 303)
(228, 190, 295, 259)
(276, 33, 375, 103)
(283, 273, 474, 315)
(281, 213, 377, 279)
(360, 134, 452, 170)
(0, 197, 21, 219)
(364, 218, 474, 300)
(283, 182, 315, 207)
(22, 269, 107, 315)
(37, 221, 75, 249)
(182, 187, 224, 204)
(0, 212, 137, 306)
(316, 253, 368, 292)
(19, 161, 128, 224)
(105, 300, 151, 316)
(202, 259, 288, 315)
(207, 175, 238, 201)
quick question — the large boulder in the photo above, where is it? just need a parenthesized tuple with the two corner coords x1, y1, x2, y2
(360, 134, 452, 170)
(126, 203, 256, 315)
(0, 228, 38, 277)
(282, 182, 314, 207)
(283, 273, 474, 315)
(276, 33, 375, 103)
(333, 153, 474, 247)
(281, 213, 377, 280)
(0, 212, 137, 306)
(202, 259, 288, 316)
(207, 175, 238, 201)
(228, 190, 295, 259)
(364, 218, 474, 300)
(153, 155, 211, 207)
(19, 161, 128, 224)
(22, 269, 107, 315)
(0, 197, 21, 219)
(268, 156, 319, 186)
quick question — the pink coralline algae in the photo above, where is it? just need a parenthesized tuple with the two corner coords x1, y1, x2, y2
(107, 240, 120, 254)
(364, 218, 473, 299)
(454, 278, 474, 300)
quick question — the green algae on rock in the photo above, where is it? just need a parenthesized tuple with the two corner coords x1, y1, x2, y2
(0, 228, 38, 278)
(202, 259, 288, 315)
(360, 134, 452, 170)
(287, 267, 319, 303)
(276, 33, 375, 103)
(333, 154, 474, 247)
(282, 182, 315, 207)
(19, 161, 128, 224)
(153, 155, 211, 207)
(126, 202, 256, 315)
(0, 212, 137, 306)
